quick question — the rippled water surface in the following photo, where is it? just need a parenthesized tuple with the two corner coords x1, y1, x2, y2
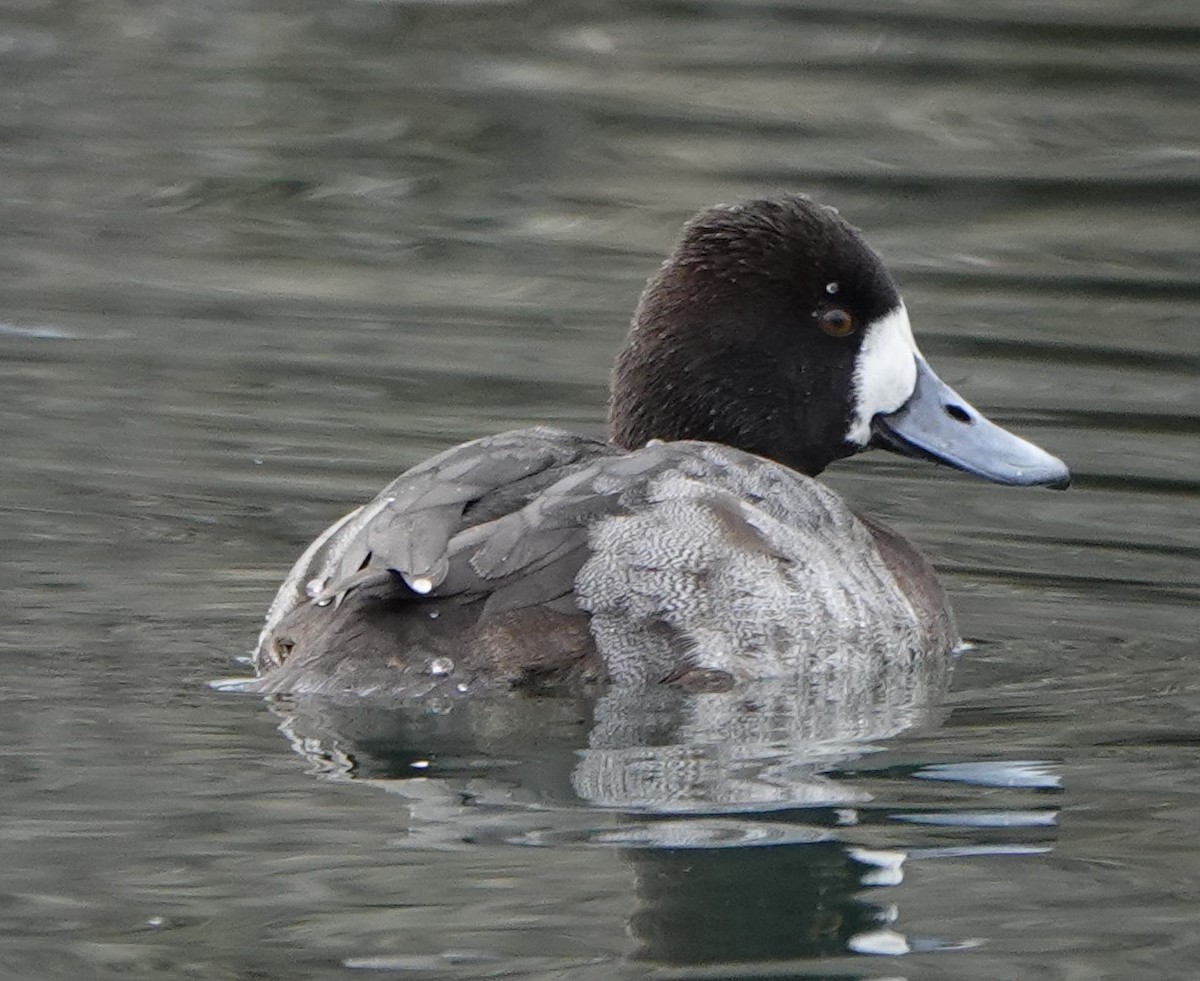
(2, 1, 1198, 978)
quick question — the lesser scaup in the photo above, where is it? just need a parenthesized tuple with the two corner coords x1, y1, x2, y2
(251, 196, 1068, 696)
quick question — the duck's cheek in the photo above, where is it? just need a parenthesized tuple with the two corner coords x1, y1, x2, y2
(846, 303, 920, 446)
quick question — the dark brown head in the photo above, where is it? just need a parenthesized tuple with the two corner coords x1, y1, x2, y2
(609, 196, 1070, 487)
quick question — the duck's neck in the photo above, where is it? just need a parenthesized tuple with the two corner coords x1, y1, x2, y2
(607, 315, 843, 478)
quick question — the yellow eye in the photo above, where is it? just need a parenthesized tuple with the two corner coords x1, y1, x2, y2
(819, 309, 855, 337)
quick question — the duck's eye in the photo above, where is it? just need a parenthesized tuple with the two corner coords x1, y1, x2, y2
(818, 309, 855, 337)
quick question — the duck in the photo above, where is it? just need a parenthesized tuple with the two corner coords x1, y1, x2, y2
(250, 195, 1069, 697)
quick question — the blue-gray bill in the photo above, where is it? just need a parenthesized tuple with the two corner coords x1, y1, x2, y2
(870, 358, 1071, 489)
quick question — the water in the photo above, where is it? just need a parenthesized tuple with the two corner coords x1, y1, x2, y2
(1, 0, 1197, 978)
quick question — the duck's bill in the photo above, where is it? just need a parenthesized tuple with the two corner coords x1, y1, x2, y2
(870, 358, 1070, 489)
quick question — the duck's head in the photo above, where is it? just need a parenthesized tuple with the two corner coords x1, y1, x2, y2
(609, 196, 1069, 488)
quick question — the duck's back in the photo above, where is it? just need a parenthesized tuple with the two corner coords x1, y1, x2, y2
(252, 427, 957, 696)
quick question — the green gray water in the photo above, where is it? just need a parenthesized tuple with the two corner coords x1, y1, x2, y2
(1, 1, 1197, 978)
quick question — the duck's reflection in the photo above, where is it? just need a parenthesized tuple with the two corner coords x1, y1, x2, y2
(256, 655, 1057, 969)
(627, 838, 901, 965)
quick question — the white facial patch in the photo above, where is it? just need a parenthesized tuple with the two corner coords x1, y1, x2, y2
(847, 303, 921, 446)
